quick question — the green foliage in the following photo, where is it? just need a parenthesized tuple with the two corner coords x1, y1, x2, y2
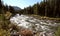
(0, 29, 10, 36)
(0, 19, 10, 36)
(55, 26, 60, 36)
(19, 0, 60, 18)
(0, 15, 3, 20)
(0, 0, 60, 18)
(9, 6, 15, 14)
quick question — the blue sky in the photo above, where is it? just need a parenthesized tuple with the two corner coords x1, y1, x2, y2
(3, 0, 42, 9)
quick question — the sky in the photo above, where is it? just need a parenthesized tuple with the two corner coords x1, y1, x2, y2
(3, 0, 42, 9)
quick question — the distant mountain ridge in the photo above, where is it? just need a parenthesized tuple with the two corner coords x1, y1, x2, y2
(12, 6, 21, 11)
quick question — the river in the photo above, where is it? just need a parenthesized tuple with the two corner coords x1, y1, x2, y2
(10, 14, 60, 36)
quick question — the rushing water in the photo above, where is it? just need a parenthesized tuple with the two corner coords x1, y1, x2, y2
(10, 14, 60, 36)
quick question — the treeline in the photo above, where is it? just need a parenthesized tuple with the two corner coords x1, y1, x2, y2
(19, 0, 60, 18)
(0, 0, 15, 14)
(0, 0, 18, 34)
(0, 0, 60, 18)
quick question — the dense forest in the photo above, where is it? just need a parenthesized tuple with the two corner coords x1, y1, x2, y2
(19, 0, 60, 18)
(0, 0, 60, 18)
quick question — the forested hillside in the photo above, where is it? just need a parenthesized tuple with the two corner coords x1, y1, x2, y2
(0, 0, 60, 18)
(19, 0, 60, 18)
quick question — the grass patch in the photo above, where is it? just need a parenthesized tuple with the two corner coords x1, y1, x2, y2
(0, 29, 10, 36)
(55, 26, 60, 36)
(0, 14, 4, 20)
(27, 14, 60, 21)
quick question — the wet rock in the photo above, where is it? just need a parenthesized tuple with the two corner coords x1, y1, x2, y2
(20, 29, 33, 36)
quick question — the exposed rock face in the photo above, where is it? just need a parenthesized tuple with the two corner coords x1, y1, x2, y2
(12, 6, 21, 11)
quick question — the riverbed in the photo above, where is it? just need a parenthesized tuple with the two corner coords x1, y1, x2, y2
(10, 14, 60, 36)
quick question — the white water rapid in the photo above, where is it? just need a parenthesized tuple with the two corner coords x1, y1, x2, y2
(10, 14, 60, 36)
